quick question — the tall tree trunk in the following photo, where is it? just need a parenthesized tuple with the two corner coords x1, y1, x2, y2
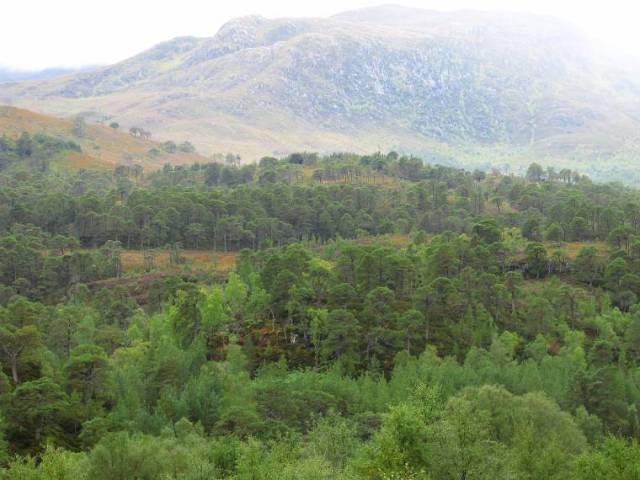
(10, 354, 19, 384)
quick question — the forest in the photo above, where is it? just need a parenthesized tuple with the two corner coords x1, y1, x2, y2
(0, 133, 640, 478)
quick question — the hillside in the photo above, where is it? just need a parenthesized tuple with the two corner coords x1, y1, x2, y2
(2, 149, 640, 476)
(0, 105, 206, 170)
(2, 6, 640, 179)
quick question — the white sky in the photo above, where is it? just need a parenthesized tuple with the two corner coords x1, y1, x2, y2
(2, 0, 640, 70)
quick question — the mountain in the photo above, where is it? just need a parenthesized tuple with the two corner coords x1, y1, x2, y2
(0, 106, 206, 170)
(2, 5, 640, 177)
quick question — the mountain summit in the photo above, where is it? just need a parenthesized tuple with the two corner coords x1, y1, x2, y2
(2, 5, 640, 174)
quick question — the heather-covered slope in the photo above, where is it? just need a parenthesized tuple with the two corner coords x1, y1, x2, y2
(0, 106, 206, 170)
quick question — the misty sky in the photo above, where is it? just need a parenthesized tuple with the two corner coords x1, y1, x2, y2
(2, 0, 639, 70)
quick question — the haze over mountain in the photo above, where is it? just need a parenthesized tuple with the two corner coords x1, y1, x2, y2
(2, 5, 640, 177)
(0, 66, 93, 83)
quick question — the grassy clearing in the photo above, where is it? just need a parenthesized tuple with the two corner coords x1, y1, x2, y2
(545, 241, 608, 260)
(350, 233, 412, 248)
(120, 249, 237, 273)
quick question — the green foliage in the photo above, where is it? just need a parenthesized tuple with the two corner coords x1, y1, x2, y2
(2, 152, 640, 477)
(0, 131, 80, 172)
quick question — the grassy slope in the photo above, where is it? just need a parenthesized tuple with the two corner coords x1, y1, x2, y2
(0, 106, 208, 170)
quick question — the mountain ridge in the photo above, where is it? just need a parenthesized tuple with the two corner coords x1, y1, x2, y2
(2, 5, 640, 177)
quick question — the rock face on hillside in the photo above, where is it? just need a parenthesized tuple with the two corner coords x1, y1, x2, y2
(2, 5, 640, 162)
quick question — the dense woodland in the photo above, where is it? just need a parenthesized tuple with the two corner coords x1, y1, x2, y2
(0, 134, 640, 478)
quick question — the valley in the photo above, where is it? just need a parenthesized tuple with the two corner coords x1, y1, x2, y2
(1, 5, 640, 479)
